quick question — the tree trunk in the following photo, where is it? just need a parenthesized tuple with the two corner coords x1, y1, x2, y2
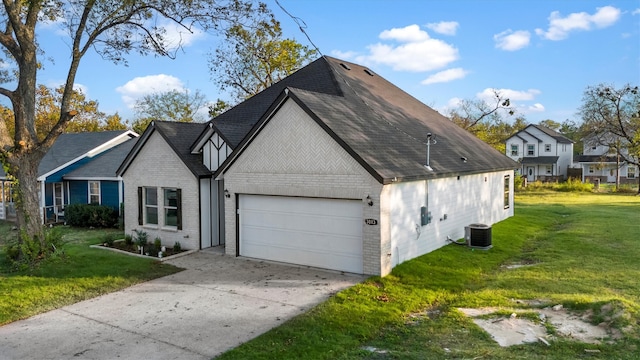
(9, 151, 46, 251)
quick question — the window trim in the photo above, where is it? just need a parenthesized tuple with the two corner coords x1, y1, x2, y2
(544, 144, 551, 152)
(545, 165, 552, 174)
(527, 144, 535, 156)
(628, 167, 637, 179)
(510, 144, 518, 156)
(88, 180, 101, 205)
(588, 165, 595, 174)
(504, 175, 510, 209)
(143, 187, 158, 226)
(162, 188, 182, 229)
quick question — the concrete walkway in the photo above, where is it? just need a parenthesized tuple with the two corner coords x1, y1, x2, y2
(0, 250, 364, 359)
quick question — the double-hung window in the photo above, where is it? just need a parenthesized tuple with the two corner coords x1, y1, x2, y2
(144, 187, 158, 225)
(527, 144, 535, 156)
(628, 167, 636, 179)
(544, 144, 551, 152)
(510, 144, 518, 156)
(504, 175, 510, 209)
(89, 181, 100, 204)
(163, 188, 182, 228)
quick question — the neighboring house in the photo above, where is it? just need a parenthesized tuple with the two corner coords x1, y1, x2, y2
(0, 173, 15, 221)
(505, 124, 574, 182)
(0, 130, 139, 223)
(121, 56, 517, 276)
(117, 121, 211, 251)
(575, 135, 638, 184)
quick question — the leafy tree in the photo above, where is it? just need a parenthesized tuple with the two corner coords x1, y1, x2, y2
(0, 0, 264, 262)
(134, 89, 208, 123)
(538, 119, 561, 131)
(448, 89, 521, 152)
(448, 89, 515, 132)
(209, 99, 232, 118)
(579, 83, 640, 192)
(208, 15, 317, 103)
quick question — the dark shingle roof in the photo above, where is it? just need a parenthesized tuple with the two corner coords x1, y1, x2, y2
(528, 124, 574, 144)
(38, 131, 134, 176)
(218, 56, 517, 183)
(575, 155, 618, 163)
(211, 58, 342, 148)
(520, 156, 560, 165)
(118, 121, 210, 178)
(63, 138, 137, 179)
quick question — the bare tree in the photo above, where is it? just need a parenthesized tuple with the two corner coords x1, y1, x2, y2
(448, 89, 515, 131)
(0, 0, 264, 262)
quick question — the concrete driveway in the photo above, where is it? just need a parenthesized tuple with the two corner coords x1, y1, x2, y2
(0, 249, 364, 359)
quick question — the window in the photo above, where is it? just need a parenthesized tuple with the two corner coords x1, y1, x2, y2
(504, 175, 510, 209)
(588, 165, 595, 174)
(628, 167, 637, 179)
(546, 165, 552, 174)
(527, 144, 535, 156)
(510, 144, 518, 156)
(562, 144, 567, 152)
(144, 187, 158, 225)
(88, 181, 100, 204)
(544, 144, 551, 152)
(163, 188, 182, 228)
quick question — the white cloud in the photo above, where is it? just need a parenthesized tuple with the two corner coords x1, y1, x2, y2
(494, 30, 531, 51)
(160, 20, 205, 50)
(477, 88, 541, 103)
(426, 21, 459, 36)
(116, 74, 184, 108)
(535, 6, 621, 40)
(528, 103, 545, 112)
(358, 24, 459, 72)
(331, 50, 358, 60)
(633, 8, 640, 16)
(421, 68, 469, 85)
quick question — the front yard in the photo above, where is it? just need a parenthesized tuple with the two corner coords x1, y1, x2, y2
(217, 191, 640, 359)
(0, 191, 638, 359)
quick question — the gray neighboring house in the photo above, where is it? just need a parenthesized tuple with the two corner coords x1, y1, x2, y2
(120, 56, 518, 276)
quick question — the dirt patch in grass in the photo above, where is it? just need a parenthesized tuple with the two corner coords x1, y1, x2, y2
(458, 302, 623, 347)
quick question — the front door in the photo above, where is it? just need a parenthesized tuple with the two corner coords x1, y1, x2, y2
(526, 166, 535, 182)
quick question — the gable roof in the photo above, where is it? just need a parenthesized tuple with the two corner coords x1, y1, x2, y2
(63, 138, 138, 179)
(37, 130, 138, 181)
(217, 56, 517, 184)
(117, 121, 210, 178)
(510, 124, 574, 145)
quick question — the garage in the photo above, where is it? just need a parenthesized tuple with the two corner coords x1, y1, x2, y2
(239, 195, 364, 273)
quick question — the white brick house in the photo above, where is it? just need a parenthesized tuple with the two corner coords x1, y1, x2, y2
(117, 122, 210, 250)
(505, 124, 574, 182)
(119, 56, 517, 276)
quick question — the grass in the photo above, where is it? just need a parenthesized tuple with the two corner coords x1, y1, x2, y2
(0, 223, 182, 325)
(217, 191, 640, 360)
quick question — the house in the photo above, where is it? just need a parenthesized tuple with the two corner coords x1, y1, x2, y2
(575, 134, 638, 184)
(0, 173, 15, 221)
(117, 121, 212, 251)
(0, 130, 138, 222)
(505, 124, 574, 182)
(121, 56, 517, 276)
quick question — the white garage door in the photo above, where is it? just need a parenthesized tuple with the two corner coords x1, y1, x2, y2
(239, 195, 363, 273)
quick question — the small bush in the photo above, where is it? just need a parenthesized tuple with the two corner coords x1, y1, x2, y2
(133, 229, 148, 247)
(173, 241, 181, 253)
(154, 237, 162, 251)
(514, 175, 524, 189)
(64, 204, 118, 228)
(4, 228, 65, 269)
(124, 234, 133, 245)
(556, 178, 594, 192)
(102, 233, 116, 247)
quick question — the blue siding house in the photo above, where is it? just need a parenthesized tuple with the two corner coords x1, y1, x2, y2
(34, 130, 138, 223)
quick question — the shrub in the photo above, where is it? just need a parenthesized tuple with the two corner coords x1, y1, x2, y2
(4, 228, 65, 269)
(514, 175, 524, 189)
(173, 241, 181, 253)
(556, 178, 594, 192)
(124, 234, 133, 245)
(154, 237, 162, 252)
(64, 204, 118, 228)
(102, 233, 116, 247)
(133, 229, 149, 247)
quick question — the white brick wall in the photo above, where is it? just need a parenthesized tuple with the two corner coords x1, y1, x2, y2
(222, 99, 383, 275)
(384, 171, 514, 269)
(123, 132, 200, 250)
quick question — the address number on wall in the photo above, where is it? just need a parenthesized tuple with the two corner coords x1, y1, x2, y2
(364, 218, 378, 225)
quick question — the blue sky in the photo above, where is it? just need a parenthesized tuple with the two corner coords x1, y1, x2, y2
(31, 0, 639, 126)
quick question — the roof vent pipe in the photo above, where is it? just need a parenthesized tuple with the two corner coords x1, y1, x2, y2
(425, 133, 436, 171)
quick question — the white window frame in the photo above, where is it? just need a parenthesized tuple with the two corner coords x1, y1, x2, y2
(544, 144, 551, 152)
(88, 181, 100, 204)
(510, 144, 518, 156)
(527, 144, 535, 156)
(546, 165, 552, 174)
(163, 188, 179, 228)
(144, 187, 158, 225)
(588, 165, 595, 174)
(504, 175, 510, 209)
(628, 167, 636, 179)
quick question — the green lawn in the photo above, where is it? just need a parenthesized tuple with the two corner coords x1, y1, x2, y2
(0, 224, 182, 325)
(217, 191, 640, 360)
